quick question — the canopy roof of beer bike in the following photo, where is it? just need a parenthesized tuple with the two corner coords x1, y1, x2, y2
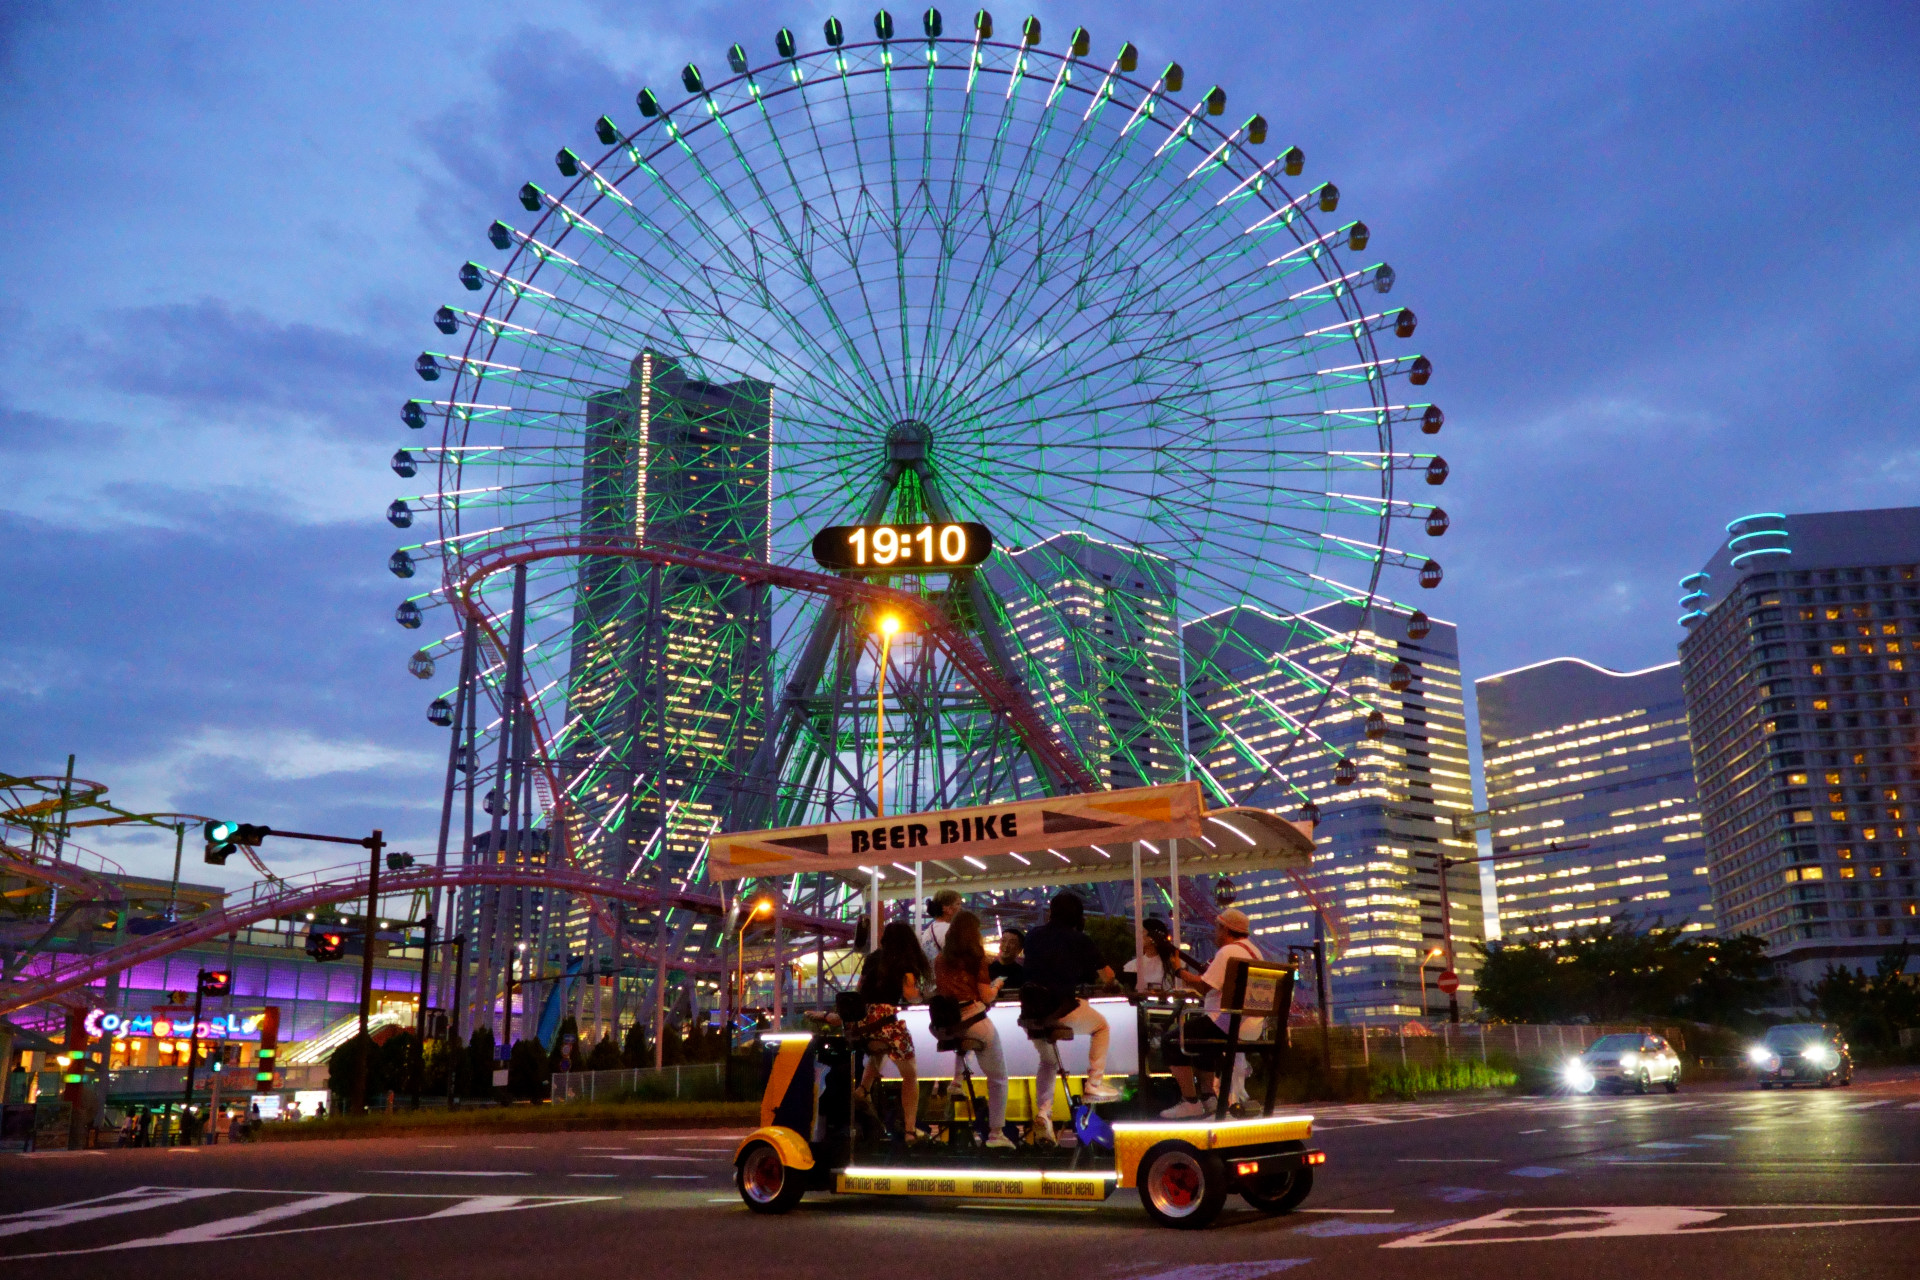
(704, 781, 1313, 897)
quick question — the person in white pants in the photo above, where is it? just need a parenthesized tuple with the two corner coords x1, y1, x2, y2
(932, 911, 1013, 1149)
(1022, 891, 1123, 1141)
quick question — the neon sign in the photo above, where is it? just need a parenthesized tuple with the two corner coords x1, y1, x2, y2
(83, 1009, 264, 1040)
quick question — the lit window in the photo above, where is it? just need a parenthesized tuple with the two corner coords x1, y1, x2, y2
(1789, 772, 1809, 785)
(1826, 772, 1843, 785)
(1840, 866, 1856, 879)
(1800, 866, 1824, 881)
(1813, 698, 1831, 711)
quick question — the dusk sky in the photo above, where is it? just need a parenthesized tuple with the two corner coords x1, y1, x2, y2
(2, 1, 1915, 890)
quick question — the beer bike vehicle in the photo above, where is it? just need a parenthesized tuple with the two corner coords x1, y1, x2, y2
(708, 782, 1326, 1229)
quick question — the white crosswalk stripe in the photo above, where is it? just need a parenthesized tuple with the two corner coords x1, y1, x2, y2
(0, 1186, 230, 1239)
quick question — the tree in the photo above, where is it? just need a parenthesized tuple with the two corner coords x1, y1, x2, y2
(464, 1026, 496, 1097)
(548, 1016, 581, 1072)
(1473, 925, 1776, 1026)
(507, 1038, 548, 1099)
(621, 1019, 651, 1068)
(588, 1034, 623, 1071)
(1811, 944, 1918, 1053)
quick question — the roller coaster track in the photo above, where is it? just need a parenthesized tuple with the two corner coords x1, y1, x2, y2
(1, 841, 125, 905)
(0, 861, 854, 1017)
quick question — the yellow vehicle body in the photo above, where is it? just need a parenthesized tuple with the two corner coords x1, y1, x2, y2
(732, 1033, 1321, 1222)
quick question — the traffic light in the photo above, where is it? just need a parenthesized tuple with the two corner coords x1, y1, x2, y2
(198, 969, 232, 997)
(256, 1007, 280, 1089)
(306, 929, 346, 962)
(203, 821, 270, 865)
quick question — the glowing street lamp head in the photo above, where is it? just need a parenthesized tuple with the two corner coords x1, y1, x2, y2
(878, 614, 901, 637)
(752, 898, 774, 918)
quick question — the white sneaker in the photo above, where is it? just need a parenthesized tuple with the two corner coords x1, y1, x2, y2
(985, 1133, 1015, 1150)
(1081, 1078, 1123, 1103)
(1159, 1098, 1209, 1119)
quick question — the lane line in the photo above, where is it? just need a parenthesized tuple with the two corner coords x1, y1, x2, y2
(1398, 1158, 1499, 1164)
(364, 1170, 531, 1177)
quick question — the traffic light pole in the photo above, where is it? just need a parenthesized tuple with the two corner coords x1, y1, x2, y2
(181, 983, 206, 1114)
(214, 824, 393, 1113)
(411, 914, 437, 1110)
(354, 830, 384, 1114)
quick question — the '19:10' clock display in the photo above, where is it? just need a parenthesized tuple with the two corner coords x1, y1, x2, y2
(811, 521, 993, 572)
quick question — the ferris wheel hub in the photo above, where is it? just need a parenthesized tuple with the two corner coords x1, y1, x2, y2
(886, 419, 932, 463)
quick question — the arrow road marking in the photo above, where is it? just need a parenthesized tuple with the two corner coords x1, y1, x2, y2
(1385, 1204, 1920, 1248)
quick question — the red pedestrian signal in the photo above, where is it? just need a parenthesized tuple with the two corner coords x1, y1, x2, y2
(197, 969, 232, 997)
(306, 930, 346, 962)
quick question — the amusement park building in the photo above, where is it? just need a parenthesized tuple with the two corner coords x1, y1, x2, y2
(1185, 601, 1480, 1021)
(1475, 658, 1713, 939)
(1677, 507, 1920, 991)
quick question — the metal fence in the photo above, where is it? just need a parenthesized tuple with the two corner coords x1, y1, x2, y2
(549, 1062, 727, 1104)
(1291, 1023, 1670, 1071)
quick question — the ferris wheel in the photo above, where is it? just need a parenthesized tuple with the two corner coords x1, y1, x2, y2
(386, 12, 1449, 919)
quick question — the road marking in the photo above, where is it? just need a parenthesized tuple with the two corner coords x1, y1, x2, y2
(1692, 1134, 1731, 1140)
(602, 1154, 703, 1162)
(568, 1174, 618, 1179)
(0, 1187, 230, 1238)
(1300, 1217, 1461, 1239)
(365, 1170, 531, 1176)
(652, 1175, 707, 1180)
(1637, 1142, 1699, 1149)
(1507, 1167, 1564, 1178)
(1517, 1129, 1545, 1135)
(1, 1192, 611, 1259)
(1298, 1208, 1394, 1214)
(1904, 1103, 1920, 1110)
(1122, 1262, 1312, 1280)
(493, 1145, 537, 1149)
(1398, 1158, 1498, 1163)
(1385, 1204, 1920, 1248)
(580, 1146, 627, 1151)
(418, 1144, 458, 1148)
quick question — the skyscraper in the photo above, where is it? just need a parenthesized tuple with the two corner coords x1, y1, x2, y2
(1186, 601, 1479, 1021)
(1677, 507, 1920, 991)
(988, 532, 1184, 792)
(563, 350, 774, 891)
(1476, 658, 1713, 940)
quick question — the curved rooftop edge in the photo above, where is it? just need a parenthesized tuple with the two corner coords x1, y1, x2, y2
(1475, 654, 1680, 685)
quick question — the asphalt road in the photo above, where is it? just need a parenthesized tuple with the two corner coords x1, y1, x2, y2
(6, 1073, 1920, 1279)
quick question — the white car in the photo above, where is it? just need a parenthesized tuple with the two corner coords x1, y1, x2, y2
(1563, 1033, 1682, 1094)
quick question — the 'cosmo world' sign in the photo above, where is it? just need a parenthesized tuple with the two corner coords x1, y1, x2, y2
(83, 1009, 265, 1040)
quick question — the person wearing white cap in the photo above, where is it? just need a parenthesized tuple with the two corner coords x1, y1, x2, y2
(1158, 907, 1267, 1119)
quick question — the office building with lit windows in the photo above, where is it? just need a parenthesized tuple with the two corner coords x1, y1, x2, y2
(987, 531, 1184, 792)
(1476, 658, 1712, 939)
(1677, 507, 1920, 991)
(1185, 601, 1479, 1021)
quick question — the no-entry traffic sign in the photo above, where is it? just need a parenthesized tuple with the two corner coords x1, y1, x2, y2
(1437, 969, 1460, 995)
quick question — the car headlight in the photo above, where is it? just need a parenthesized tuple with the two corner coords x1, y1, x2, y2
(1805, 1046, 1836, 1067)
(1747, 1045, 1772, 1065)
(1619, 1052, 1638, 1067)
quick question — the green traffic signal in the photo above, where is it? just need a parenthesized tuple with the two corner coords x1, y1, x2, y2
(203, 820, 238, 865)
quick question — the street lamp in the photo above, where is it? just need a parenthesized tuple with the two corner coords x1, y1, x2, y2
(736, 898, 774, 1019)
(875, 614, 901, 818)
(1417, 945, 1443, 1019)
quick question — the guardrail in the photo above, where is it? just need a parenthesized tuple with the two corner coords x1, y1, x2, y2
(549, 1062, 727, 1103)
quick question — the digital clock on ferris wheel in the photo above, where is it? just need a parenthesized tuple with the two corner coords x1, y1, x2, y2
(811, 521, 993, 573)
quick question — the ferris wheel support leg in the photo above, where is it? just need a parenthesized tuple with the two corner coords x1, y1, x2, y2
(431, 615, 477, 1047)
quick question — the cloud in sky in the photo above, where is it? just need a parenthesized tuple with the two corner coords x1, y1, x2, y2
(1, 0, 1917, 882)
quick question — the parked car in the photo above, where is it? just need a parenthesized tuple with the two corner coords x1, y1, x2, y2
(1747, 1024, 1853, 1089)
(1563, 1033, 1683, 1094)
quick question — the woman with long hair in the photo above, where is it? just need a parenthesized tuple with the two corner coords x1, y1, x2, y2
(933, 910, 1013, 1148)
(855, 920, 928, 1143)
